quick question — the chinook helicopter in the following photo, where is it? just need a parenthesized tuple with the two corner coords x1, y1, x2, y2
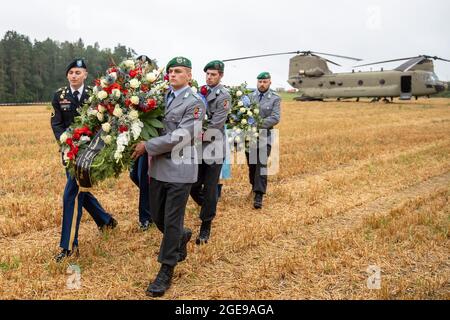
(223, 51, 449, 102)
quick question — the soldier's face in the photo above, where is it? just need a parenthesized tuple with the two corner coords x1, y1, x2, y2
(168, 67, 192, 90)
(67, 68, 88, 89)
(257, 79, 271, 92)
(205, 70, 223, 87)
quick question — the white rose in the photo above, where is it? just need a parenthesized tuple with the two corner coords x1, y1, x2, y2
(97, 91, 108, 100)
(102, 122, 111, 133)
(240, 107, 246, 113)
(236, 91, 243, 97)
(247, 111, 253, 116)
(113, 106, 123, 118)
(109, 72, 117, 80)
(112, 89, 121, 99)
(59, 132, 68, 144)
(235, 128, 242, 134)
(98, 105, 106, 113)
(145, 72, 157, 83)
(238, 101, 244, 107)
(124, 60, 135, 69)
(129, 79, 141, 89)
(241, 119, 247, 125)
(100, 79, 109, 88)
(129, 110, 139, 120)
(254, 109, 260, 115)
(252, 127, 258, 133)
(191, 86, 198, 93)
(130, 96, 140, 105)
(235, 136, 241, 143)
(87, 108, 98, 117)
(103, 135, 112, 145)
(97, 112, 104, 122)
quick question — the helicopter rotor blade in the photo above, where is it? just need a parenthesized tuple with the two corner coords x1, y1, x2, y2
(309, 53, 341, 67)
(223, 52, 300, 62)
(310, 51, 363, 61)
(223, 50, 362, 64)
(353, 57, 419, 68)
(434, 57, 450, 63)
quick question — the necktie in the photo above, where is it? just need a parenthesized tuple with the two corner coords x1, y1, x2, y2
(259, 92, 264, 102)
(73, 90, 80, 103)
(167, 92, 175, 107)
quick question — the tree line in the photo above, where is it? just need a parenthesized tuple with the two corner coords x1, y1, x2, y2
(0, 31, 136, 103)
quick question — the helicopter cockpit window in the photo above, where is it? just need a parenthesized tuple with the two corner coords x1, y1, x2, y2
(379, 79, 386, 85)
(330, 81, 336, 85)
(337, 81, 343, 86)
(358, 80, 364, 86)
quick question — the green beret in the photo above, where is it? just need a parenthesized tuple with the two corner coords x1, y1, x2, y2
(166, 56, 192, 72)
(203, 60, 225, 73)
(66, 58, 87, 75)
(257, 72, 271, 80)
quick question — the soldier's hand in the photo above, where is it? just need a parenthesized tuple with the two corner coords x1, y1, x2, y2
(131, 142, 146, 160)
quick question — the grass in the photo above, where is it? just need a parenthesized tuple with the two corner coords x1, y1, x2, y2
(0, 98, 449, 299)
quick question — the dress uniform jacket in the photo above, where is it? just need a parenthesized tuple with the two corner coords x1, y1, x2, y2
(203, 84, 231, 162)
(145, 87, 206, 183)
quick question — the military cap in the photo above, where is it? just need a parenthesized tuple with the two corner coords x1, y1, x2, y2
(166, 56, 192, 72)
(257, 72, 271, 80)
(137, 55, 153, 64)
(65, 58, 87, 75)
(203, 60, 225, 73)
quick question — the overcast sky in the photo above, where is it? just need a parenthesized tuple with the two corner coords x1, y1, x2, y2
(1, 0, 449, 88)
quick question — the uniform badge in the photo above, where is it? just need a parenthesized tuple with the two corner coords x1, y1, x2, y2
(177, 57, 183, 63)
(194, 106, 200, 119)
(77, 60, 83, 67)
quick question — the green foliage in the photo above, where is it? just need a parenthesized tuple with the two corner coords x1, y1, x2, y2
(0, 30, 136, 103)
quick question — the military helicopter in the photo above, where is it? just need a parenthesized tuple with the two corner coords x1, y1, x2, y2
(223, 51, 449, 102)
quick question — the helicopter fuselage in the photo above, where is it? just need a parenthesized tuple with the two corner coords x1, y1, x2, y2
(290, 69, 447, 100)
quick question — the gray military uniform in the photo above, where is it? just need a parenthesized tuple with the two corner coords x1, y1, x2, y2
(250, 89, 281, 145)
(203, 84, 231, 161)
(145, 87, 206, 183)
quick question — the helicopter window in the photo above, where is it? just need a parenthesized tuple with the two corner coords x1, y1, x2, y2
(330, 81, 336, 85)
(318, 83, 324, 87)
(358, 80, 364, 86)
(337, 81, 343, 86)
(379, 79, 386, 85)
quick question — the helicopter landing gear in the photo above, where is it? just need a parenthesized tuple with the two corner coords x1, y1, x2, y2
(382, 97, 392, 103)
(356, 98, 360, 102)
(370, 97, 380, 103)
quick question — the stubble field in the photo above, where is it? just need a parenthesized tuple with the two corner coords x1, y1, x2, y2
(0, 98, 449, 300)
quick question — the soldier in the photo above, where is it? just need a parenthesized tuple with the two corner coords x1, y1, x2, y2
(132, 56, 205, 298)
(247, 72, 281, 209)
(129, 55, 154, 231)
(51, 59, 117, 263)
(190, 60, 231, 245)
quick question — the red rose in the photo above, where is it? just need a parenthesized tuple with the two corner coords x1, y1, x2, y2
(109, 67, 118, 74)
(125, 99, 132, 107)
(72, 133, 80, 141)
(141, 84, 149, 92)
(129, 69, 138, 78)
(119, 125, 128, 133)
(200, 86, 208, 96)
(147, 98, 156, 108)
(66, 138, 73, 146)
(164, 74, 169, 81)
